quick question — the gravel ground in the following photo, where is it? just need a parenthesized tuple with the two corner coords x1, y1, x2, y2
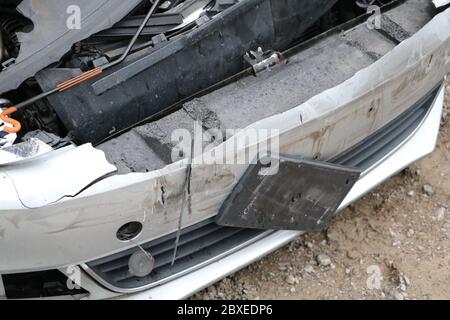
(193, 80, 450, 300)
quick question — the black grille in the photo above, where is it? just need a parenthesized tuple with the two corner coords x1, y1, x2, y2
(86, 83, 440, 292)
(86, 219, 264, 291)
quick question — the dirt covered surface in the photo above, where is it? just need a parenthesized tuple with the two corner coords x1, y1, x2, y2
(193, 81, 450, 300)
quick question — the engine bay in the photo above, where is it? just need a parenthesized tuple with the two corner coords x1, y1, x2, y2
(0, 0, 401, 150)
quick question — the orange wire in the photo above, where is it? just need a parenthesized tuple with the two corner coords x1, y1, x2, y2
(1, 67, 103, 135)
(56, 67, 102, 89)
(58, 68, 103, 92)
(0, 107, 21, 134)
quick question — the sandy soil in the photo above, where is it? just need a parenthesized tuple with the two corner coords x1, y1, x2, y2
(194, 80, 450, 300)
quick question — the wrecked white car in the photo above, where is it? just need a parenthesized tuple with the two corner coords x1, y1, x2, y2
(0, 0, 449, 299)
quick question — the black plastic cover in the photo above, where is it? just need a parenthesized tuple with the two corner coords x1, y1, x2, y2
(216, 155, 361, 231)
(36, 0, 337, 144)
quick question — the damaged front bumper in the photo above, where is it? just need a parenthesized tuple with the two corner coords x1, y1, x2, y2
(0, 2, 449, 300)
(105, 81, 447, 300)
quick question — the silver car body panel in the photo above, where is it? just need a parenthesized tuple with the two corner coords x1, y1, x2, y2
(0, 2, 449, 300)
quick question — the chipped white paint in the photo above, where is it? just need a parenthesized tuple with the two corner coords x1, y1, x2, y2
(0, 8, 449, 273)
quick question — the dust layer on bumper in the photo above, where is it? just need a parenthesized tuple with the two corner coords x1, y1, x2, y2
(0, 5, 449, 273)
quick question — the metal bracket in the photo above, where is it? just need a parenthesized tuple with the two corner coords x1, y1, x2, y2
(244, 47, 285, 76)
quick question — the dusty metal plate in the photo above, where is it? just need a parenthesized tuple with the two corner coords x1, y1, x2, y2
(216, 155, 361, 231)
